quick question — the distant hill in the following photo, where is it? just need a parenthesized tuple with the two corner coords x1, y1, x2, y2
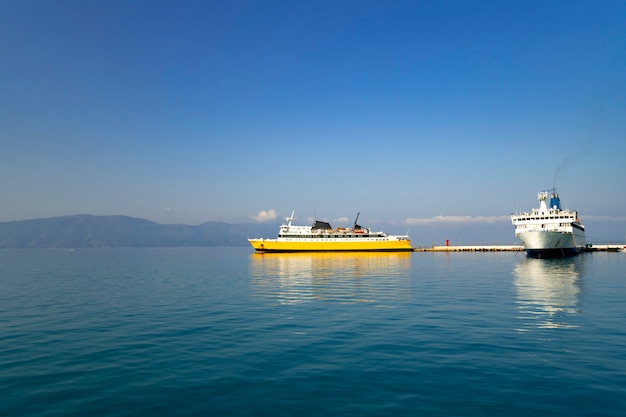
(0, 215, 278, 248)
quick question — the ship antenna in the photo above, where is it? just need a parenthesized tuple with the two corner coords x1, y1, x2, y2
(285, 210, 294, 226)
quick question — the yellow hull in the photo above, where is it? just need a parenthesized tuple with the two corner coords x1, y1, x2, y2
(248, 238, 413, 252)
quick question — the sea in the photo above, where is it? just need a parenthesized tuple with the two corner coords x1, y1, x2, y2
(1, 247, 625, 417)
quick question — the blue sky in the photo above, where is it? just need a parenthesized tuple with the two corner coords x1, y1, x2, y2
(1, 0, 625, 243)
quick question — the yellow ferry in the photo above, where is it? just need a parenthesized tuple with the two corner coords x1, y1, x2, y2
(248, 211, 413, 252)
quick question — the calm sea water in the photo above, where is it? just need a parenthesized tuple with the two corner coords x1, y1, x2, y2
(1, 248, 625, 416)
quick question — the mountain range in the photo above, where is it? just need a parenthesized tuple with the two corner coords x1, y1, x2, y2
(3, 213, 621, 249)
(0, 215, 278, 248)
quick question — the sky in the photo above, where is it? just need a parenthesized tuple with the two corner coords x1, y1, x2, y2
(1, 0, 625, 244)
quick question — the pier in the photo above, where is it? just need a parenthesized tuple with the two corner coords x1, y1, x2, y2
(413, 244, 624, 252)
(584, 244, 624, 252)
(414, 245, 523, 252)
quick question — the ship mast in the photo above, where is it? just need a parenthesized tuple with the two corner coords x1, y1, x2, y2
(285, 210, 294, 227)
(353, 212, 361, 230)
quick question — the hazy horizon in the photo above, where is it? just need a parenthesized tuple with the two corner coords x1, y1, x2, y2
(2, 211, 624, 246)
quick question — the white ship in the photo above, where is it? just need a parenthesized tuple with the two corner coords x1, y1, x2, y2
(511, 188, 586, 258)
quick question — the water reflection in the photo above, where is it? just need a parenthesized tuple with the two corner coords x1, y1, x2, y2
(513, 257, 584, 330)
(250, 252, 412, 305)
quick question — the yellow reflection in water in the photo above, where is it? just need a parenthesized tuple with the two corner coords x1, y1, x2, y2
(250, 252, 412, 305)
(513, 257, 582, 330)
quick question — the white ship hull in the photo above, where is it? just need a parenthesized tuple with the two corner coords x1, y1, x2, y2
(515, 229, 586, 258)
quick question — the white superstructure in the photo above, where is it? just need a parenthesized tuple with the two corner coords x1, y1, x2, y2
(511, 189, 586, 258)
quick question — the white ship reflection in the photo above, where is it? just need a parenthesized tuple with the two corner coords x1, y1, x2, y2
(513, 257, 583, 330)
(250, 252, 412, 305)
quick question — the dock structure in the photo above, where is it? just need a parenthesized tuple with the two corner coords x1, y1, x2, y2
(413, 244, 624, 253)
(584, 244, 624, 252)
(414, 245, 523, 252)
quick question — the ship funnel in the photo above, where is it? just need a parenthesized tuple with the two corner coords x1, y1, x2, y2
(550, 191, 561, 210)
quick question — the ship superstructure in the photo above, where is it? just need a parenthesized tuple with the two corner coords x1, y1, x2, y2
(511, 189, 586, 258)
(249, 211, 413, 252)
